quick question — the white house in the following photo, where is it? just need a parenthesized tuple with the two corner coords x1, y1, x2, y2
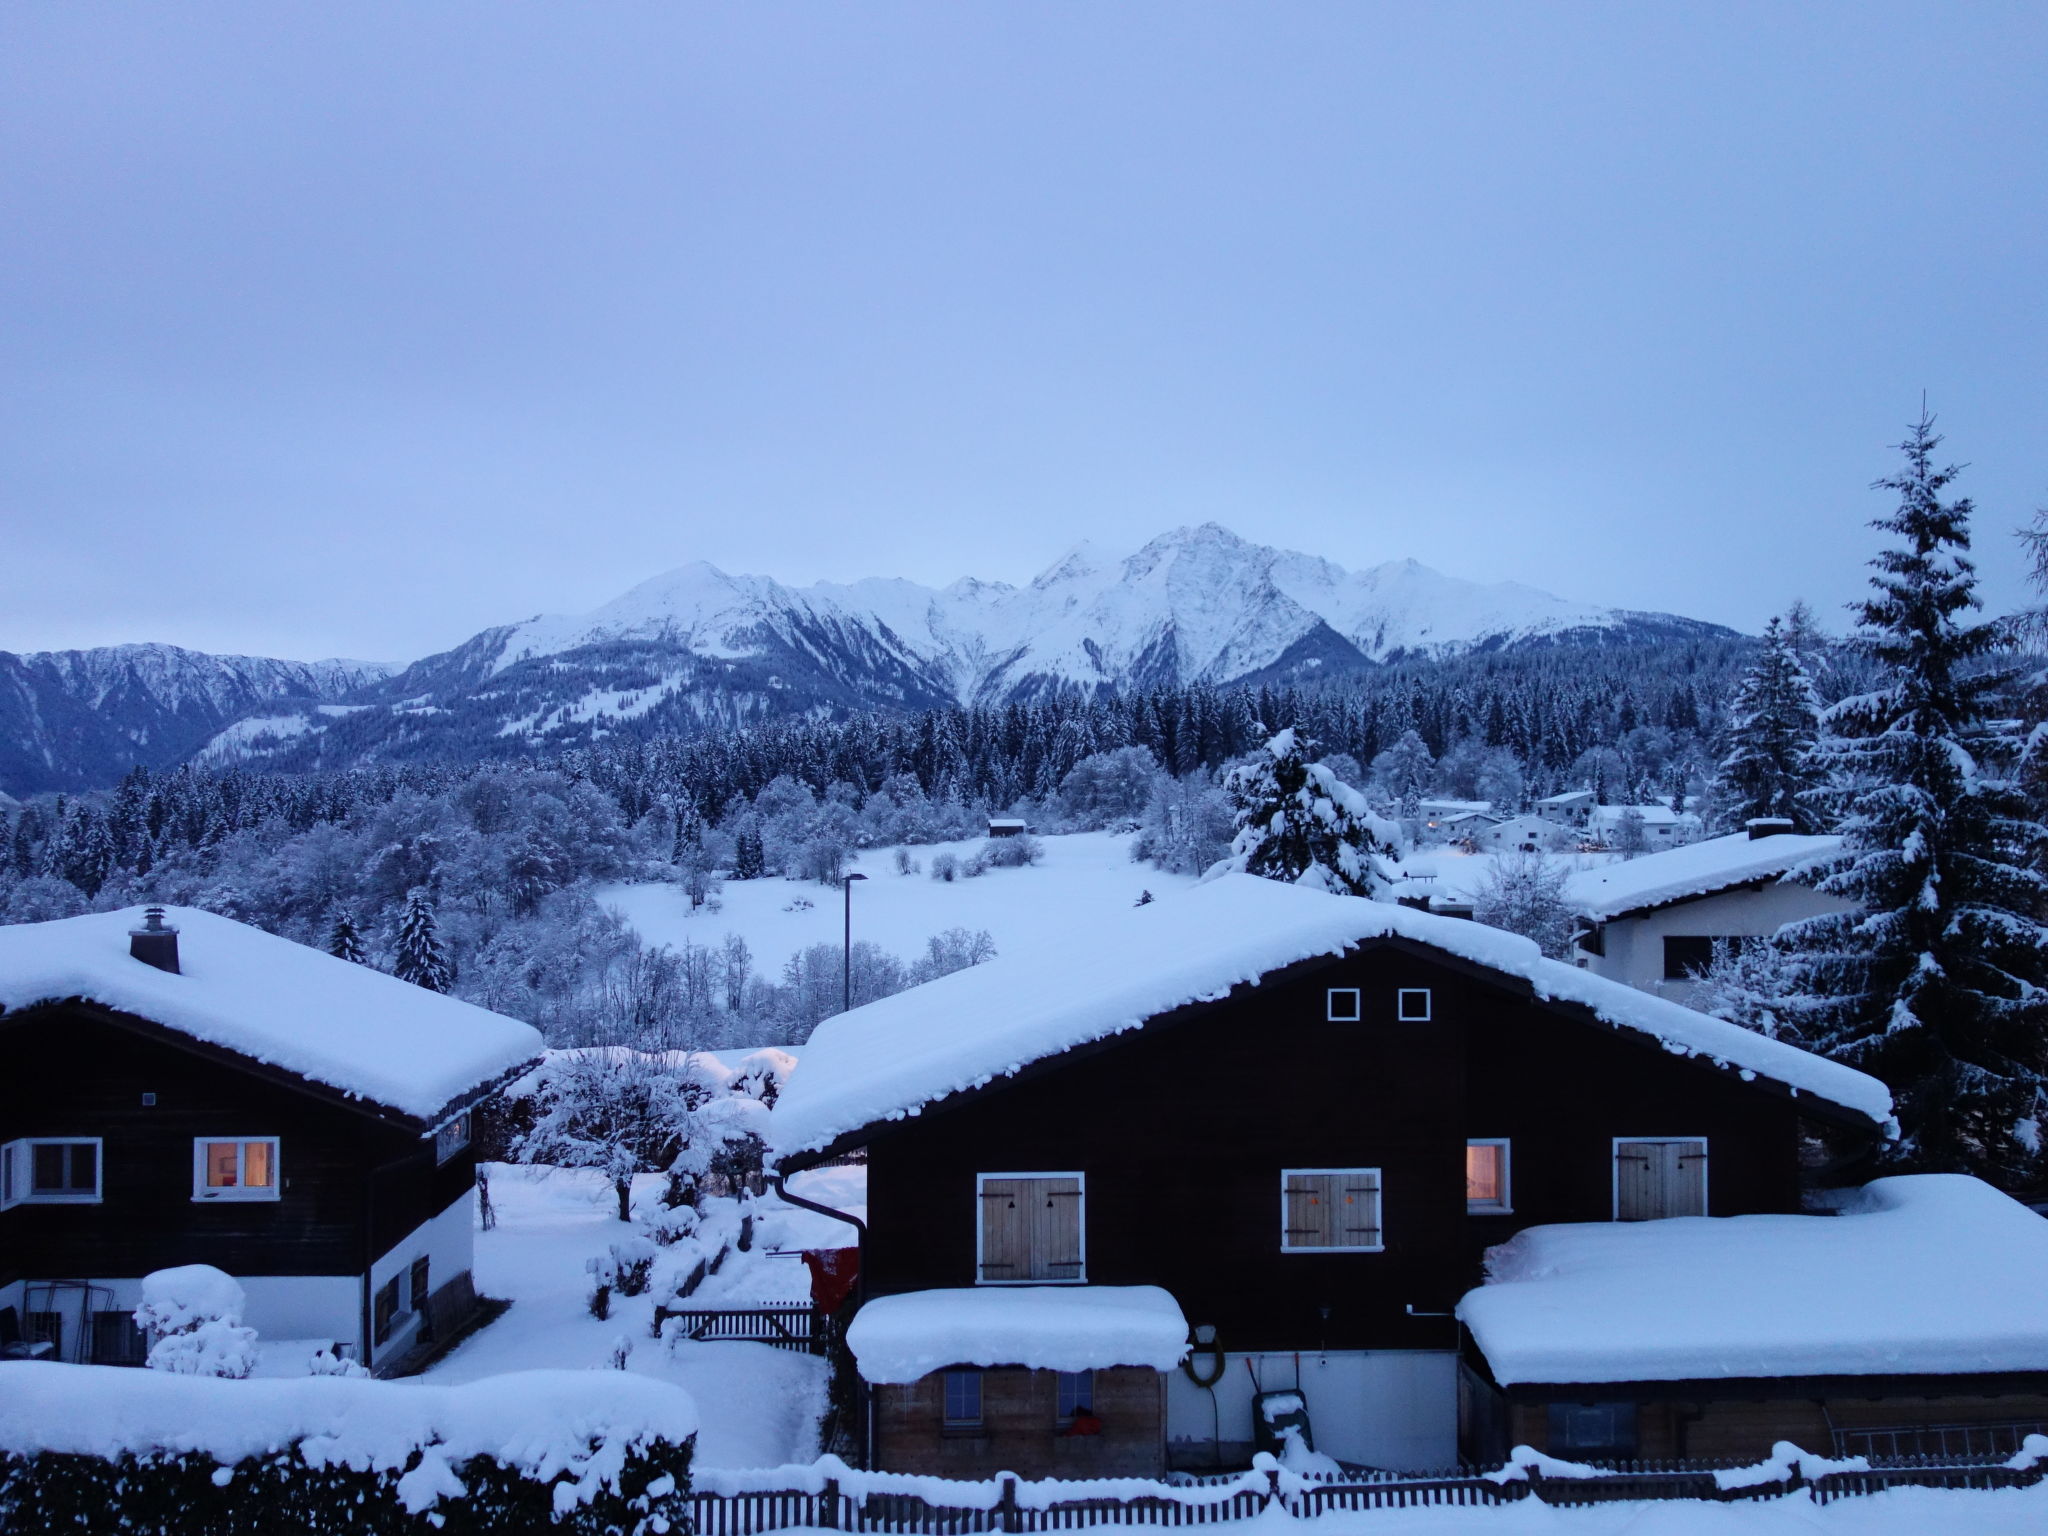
(1473, 815, 1574, 854)
(1567, 823, 1853, 1002)
(1532, 789, 1596, 828)
(1586, 804, 1703, 851)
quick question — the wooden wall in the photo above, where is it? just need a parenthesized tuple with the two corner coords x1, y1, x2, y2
(874, 1368, 1165, 1480)
(0, 1004, 463, 1286)
(861, 940, 1809, 1357)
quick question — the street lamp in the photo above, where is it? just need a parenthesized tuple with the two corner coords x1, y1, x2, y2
(842, 872, 868, 1015)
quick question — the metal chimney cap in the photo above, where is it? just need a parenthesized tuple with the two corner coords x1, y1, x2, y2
(131, 905, 178, 934)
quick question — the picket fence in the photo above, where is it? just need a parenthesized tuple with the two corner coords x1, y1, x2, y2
(686, 1448, 2048, 1534)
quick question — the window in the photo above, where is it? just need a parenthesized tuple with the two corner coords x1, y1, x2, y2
(374, 1276, 402, 1346)
(1057, 1371, 1094, 1425)
(1466, 1141, 1511, 1213)
(943, 1369, 984, 1428)
(434, 1113, 470, 1165)
(1325, 988, 1361, 1022)
(193, 1138, 280, 1201)
(1613, 1139, 1708, 1220)
(1547, 1402, 1638, 1462)
(1281, 1169, 1383, 1252)
(1397, 989, 1432, 1022)
(1661, 937, 1720, 980)
(1, 1138, 102, 1207)
(410, 1256, 433, 1315)
(977, 1173, 1084, 1283)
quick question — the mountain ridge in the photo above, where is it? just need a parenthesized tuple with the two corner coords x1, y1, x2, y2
(1, 525, 1736, 793)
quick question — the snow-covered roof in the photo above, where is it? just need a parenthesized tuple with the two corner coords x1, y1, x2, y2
(769, 876, 1891, 1159)
(0, 907, 543, 1123)
(1459, 1175, 2048, 1385)
(845, 1286, 1190, 1383)
(1568, 831, 1843, 920)
(1588, 804, 1699, 827)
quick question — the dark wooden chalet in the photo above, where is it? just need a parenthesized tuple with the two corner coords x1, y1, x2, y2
(766, 875, 2000, 1477)
(0, 906, 541, 1375)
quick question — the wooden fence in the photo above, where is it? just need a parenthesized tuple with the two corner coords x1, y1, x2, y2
(656, 1304, 823, 1354)
(686, 1447, 2048, 1533)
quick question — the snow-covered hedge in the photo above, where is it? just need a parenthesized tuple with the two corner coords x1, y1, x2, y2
(0, 1363, 695, 1536)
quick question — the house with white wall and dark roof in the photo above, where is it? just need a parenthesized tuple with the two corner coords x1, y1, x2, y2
(765, 875, 2048, 1477)
(0, 906, 542, 1375)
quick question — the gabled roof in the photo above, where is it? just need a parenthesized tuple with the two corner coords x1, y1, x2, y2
(0, 907, 543, 1125)
(1459, 1175, 2048, 1385)
(768, 876, 1892, 1161)
(1568, 831, 1842, 922)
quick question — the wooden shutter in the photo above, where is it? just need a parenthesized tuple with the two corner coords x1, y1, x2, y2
(1284, 1172, 1335, 1248)
(1616, 1140, 1707, 1220)
(981, 1176, 1082, 1280)
(1336, 1171, 1382, 1247)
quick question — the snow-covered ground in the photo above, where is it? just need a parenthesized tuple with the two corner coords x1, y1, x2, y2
(417, 1163, 861, 1468)
(600, 831, 1192, 978)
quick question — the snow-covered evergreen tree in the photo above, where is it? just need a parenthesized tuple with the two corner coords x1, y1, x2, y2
(1783, 414, 2048, 1186)
(1689, 937, 1802, 1042)
(326, 908, 366, 965)
(1370, 730, 1436, 818)
(393, 886, 453, 993)
(1711, 616, 1824, 833)
(1222, 729, 1402, 898)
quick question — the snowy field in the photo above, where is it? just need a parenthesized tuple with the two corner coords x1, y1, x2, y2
(417, 1162, 861, 1468)
(599, 831, 1194, 978)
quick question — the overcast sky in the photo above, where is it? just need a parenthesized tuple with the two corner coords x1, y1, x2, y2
(3, 3, 2043, 664)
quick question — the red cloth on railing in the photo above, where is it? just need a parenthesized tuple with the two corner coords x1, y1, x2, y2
(802, 1247, 860, 1314)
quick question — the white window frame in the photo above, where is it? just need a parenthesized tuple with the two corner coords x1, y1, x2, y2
(433, 1113, 471, 1165)
(1, 1137, 104, 1208)
(1465, 1139, 1512, 1214)
(1397, 988, 1432, 1021)
(975, 1170, 1086, 1286)
(1325, 988, 1362, 1022)
(1611, 1136, 1709, 1221)
(191, 1136, 282, 1202)
(1279, 1167, 1385, 1254)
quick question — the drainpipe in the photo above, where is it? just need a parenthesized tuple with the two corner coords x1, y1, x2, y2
(772, 1170, 871, 1468)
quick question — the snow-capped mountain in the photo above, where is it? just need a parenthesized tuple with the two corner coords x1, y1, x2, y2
(0, 644, 391, 794)
(2, 526, 1733, 790)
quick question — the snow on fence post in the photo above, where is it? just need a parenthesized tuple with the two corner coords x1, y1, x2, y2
(997, 1472, 1021, 1533)
(820, 1474, 840, 1529)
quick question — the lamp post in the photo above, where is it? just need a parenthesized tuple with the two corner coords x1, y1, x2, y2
(842, 872, 868, 1015)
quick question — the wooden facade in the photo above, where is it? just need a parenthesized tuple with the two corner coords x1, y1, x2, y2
(874, 1367, 1166, 1480)
(0, 999, 504, 1371)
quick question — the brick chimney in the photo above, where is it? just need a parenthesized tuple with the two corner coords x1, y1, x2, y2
(129, 906, 180, 974)
(1746, 817, 1795, 841)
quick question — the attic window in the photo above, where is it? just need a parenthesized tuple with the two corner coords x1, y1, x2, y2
(434, 1113, 471, 1165)
(1325, 988, 1362, 1022)
(193, 1138, 280, 1202)
(1397, 988, 1432, 1022)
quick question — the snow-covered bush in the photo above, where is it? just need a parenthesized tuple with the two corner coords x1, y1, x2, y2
(928, 851, 959, 882)
(979, 833, 1043, 869)
(135, 1265, 259, 1380)
(1472, 849, 1575, 959)
(307, 1343, 369, 1378)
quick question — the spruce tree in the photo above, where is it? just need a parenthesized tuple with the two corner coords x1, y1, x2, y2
(1224, 729, 1402, 898)
(1784, 414, 2048, 1186)
(1711, 616, 1824, 833)
(327, 909, 367, 965)
(393, 887, 453, 993)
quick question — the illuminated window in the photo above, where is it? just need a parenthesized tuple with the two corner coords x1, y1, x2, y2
(434, 1113, 470, 1165)
(1466, 1140, 1511, 1213)
(192, 1138, 280, 1201)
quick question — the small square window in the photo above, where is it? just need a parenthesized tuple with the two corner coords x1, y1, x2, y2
(1397, 989, 1432, 1022)
(1325, 988, 1361, 1023)
(943, 1369, 983, 1428)
(1466, 1141, 1511, 1213)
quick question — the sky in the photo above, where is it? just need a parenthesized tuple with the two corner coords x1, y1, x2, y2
(3, 3, 2043, 664)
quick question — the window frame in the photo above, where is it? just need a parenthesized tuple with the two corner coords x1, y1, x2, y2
(1056, 1369, 1095, 1426)
(1661, 936, 1720, 981)
(433, 1113, 471, 1165)
(1611, 1136, 1710, 1221)
(191, 1136, 282, 1203)
(1279, 1167, 1385, 1254)
(942, 1368, 985, 1429)
(1396, 988, 1432, 1022)
(1465, 1139, 1512, 1214)
(1, 1137, 103, 1207)
(1325, 987, 1362, 1023)
(975, 1170, 1086, 1286)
